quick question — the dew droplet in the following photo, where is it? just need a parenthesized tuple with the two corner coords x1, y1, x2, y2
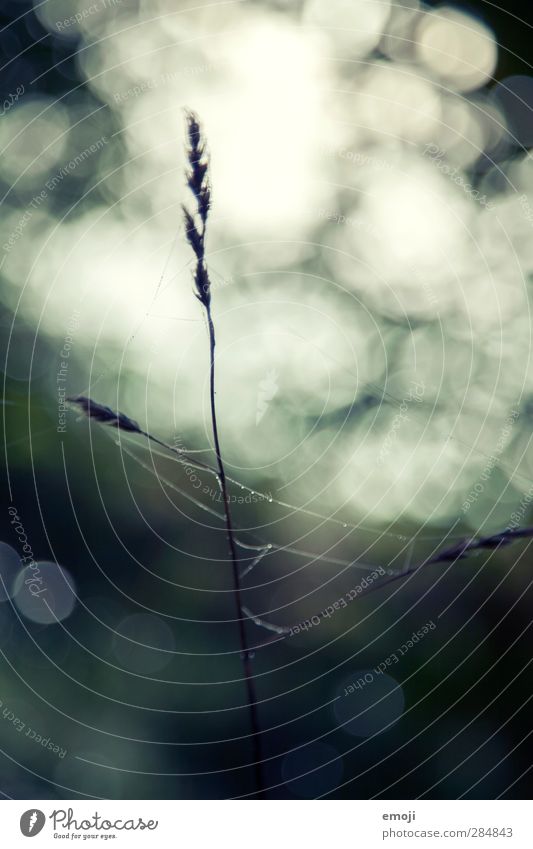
(240, 650, 256, 661)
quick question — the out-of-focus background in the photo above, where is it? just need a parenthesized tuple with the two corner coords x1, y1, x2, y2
(1, 0, 533, 799)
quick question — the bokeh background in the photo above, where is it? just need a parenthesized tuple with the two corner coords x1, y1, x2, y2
(1, 0, 533, 799)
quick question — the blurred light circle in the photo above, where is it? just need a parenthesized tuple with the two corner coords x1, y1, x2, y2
(381, 1, 421, 62)
(112, 614, 175, 673)
(13, 561, 77, 625)
(0, 98, 70, 188)
(334, 671, 405, 737)
(304, 0, 391, 56)
(415, 8, 497, 92)
(492, 76, 533, 149)
(204, 18, 328, 238)
(352, 63, 440, 142)
(345, 166, 466, 284)
(0, 542, 20, 602)
(282, 742, 342, 797)
(440, 97, 488, 168)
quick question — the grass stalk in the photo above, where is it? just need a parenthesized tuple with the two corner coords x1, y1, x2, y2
(183, 110, 264, 796)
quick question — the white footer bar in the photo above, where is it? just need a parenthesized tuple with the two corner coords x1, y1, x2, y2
(1, 800, 530, 848)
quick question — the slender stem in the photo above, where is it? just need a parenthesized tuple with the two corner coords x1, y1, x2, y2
(206, 310, 264, 796)
(182, 111, 263, 794)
